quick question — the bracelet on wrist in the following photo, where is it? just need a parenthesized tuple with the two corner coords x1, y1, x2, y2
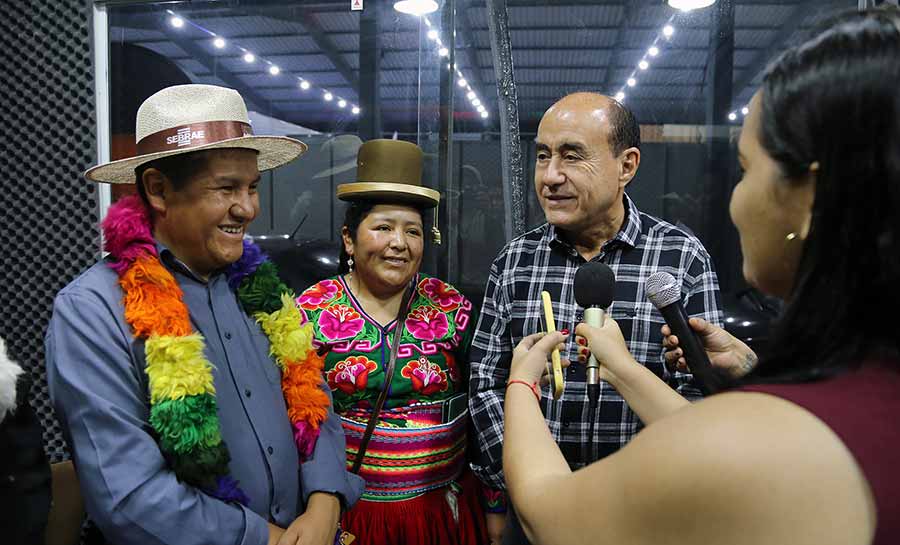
(507, 379, 541, 401)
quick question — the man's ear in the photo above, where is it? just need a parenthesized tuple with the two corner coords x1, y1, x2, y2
(141, 168, 169, 214)
(618, 147, 641, 188)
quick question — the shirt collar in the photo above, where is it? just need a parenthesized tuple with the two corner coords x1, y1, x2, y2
(546, 193, 643, 252)
(155, 241, 215, 284)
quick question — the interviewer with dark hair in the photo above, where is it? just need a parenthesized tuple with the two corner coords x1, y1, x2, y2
(502, 7, 900, 545)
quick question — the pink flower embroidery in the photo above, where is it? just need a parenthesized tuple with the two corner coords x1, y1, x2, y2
(401, 357, 448, 396)
(405, 305, 449, 341)
(418, 278, 463, 312)
(326, 356, 378, 395)
(297, 279, 343, 310)
(318, 304, 365, 340)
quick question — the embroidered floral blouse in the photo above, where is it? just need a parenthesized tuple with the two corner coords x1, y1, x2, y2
(297, 274, 475, 421)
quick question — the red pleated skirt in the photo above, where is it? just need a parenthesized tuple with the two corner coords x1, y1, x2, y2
(341, 469, 489, 545)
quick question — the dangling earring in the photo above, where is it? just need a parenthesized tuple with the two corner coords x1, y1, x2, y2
(347, 256, 354, 271)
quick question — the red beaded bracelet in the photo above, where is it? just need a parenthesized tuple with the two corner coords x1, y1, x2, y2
(507, 379, 541, 401)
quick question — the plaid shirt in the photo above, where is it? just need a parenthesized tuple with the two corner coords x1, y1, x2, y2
(468, 194, 723, 493)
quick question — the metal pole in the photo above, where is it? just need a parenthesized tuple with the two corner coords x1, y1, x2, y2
(359, 0, 382, 140)
(485, 0, 526, 240)
(436, 0, 456, 281)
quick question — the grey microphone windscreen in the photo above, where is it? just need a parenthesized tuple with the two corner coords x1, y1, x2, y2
(646, 271, 680, 308)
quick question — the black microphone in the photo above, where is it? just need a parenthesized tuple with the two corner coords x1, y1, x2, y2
(573, 262, 616, 409)
(645, 271, 726, 394)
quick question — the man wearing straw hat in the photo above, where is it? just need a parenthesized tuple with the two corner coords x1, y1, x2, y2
(46, 84, 363, 545)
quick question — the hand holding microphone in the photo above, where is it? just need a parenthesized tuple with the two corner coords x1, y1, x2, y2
(662, 317, 758, 380)
(646, 271, 728, 393)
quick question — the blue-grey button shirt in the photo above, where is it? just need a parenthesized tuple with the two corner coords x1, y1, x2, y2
(46, 246, 363, 545)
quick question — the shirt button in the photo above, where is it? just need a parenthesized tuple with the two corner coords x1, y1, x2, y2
(224, 331, 232, 340)
(267, 446, 274, 455)
(244, 389, 252, 398)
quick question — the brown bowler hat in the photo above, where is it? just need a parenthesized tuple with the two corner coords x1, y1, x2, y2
(335, 139, 440, 209)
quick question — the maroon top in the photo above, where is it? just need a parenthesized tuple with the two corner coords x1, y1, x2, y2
(741, 362, 900, 544)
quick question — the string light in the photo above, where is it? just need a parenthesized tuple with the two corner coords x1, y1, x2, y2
(728, 112, 738, 121)
(741, 106, 749, 116)
(164, 10, 358, 113)
(418, 16, 488, 122)
(611, 15, 677, 105)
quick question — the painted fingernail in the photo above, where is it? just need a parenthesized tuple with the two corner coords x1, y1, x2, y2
(560, 328, 569, 336)
(577, 337, 586, 345)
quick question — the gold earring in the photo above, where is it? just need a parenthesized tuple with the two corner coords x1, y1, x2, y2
(347, 256, 354, 270)
(785, 232, 797, 242)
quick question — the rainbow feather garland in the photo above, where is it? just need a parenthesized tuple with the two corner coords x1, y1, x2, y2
(102, 195, 329, 504)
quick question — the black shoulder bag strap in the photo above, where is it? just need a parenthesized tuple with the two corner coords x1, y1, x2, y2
(350, 279, 416, 474)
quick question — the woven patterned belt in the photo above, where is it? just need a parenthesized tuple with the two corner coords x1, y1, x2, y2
(341, 407, 468, 501)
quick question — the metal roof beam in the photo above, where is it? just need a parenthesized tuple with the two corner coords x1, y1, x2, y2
(159, 25, 289, 119)
(263, 7, 360, 97)
(732, 0, 841, 95)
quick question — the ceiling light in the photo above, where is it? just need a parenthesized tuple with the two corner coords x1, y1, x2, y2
(667, 0, 716, 12)
(243, 52, 255, 63)
(480, 111, 489, 118)
(299, 80, 310, 90)
(638, 60, 649, 70)
(324, 92, 333, 101)
(213, 37, 226, 49)
(458, 78, 467, 87)
(741, 106, 749, 116)
(466, 91, 475, 100)
(427, 29, 439, 41)
(615, 91, 626, 101)
(169, 16, 184, 28)
(268, 65, 280, 75)
(393, 0, 439, 16)
(728, 112, 737, 121)
(338, 99, 347, 108)
(627, 77, 637, 87)
(472, 99, 481, 107)
(648, 46, 660, 57)
(352, 106, 361, 115)
(439, 47, 449, 57)
(663, 25, 675, 38)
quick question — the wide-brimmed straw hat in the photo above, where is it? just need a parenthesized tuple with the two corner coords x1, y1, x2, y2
(336, 139, 440, 209)
(85, 84, 307, 184)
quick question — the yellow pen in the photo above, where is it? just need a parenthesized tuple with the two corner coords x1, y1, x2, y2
(541, 290, 564, 400)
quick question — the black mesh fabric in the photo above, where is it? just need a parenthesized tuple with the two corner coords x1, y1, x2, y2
(0, 0, 99, 463)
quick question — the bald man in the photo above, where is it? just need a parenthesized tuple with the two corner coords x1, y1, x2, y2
(468, 93, 724, 544)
